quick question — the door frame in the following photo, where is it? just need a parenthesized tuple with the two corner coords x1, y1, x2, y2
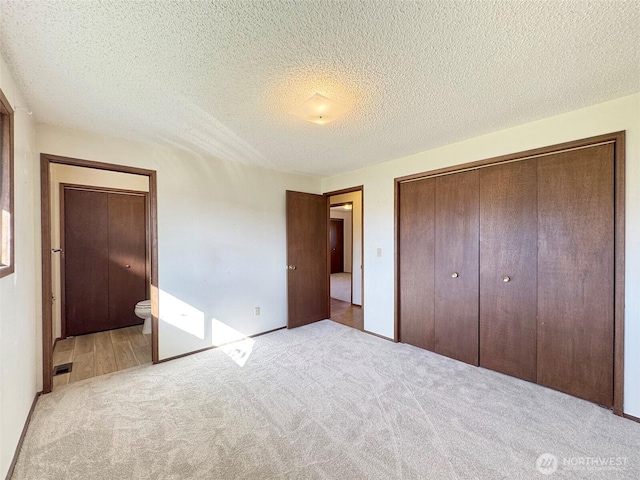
(394, 131, 625, 416)
(330, 202, 354, 302)
(325, 186, 364, 322)
(59, 183, 151, 339)
(40, 153, 159, 394)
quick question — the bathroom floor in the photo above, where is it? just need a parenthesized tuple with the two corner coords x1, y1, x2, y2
(52, 325, 151, 389)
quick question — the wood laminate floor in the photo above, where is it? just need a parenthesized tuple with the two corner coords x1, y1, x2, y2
(330, 298, 363, 331)
(52, 325, 151, 389)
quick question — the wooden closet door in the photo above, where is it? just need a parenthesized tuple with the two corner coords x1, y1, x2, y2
(108, 193, 147, 329)
(479, 160, 537, 382)
(537, 144, 614, 407)
(399, 178, 435, 350)
(64, 189, 110, 336)
(434, 170, 479, 365)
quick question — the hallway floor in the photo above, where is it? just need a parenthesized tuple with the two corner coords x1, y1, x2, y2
(52, 325, 151, 389)
(330, 297, 363, 331)
(330, 272, 351, 303)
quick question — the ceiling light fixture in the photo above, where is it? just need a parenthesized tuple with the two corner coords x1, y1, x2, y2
(290, 93, 350, 126)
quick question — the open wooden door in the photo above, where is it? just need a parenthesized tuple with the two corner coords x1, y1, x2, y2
(286, 190, 329, 328)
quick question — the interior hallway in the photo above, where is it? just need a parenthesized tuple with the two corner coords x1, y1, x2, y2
(330, 272, 363, 330)
(330, 298, 363, 331)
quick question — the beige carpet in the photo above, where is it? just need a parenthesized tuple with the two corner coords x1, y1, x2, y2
(330, 272, 351, 303)
(12, 321, 640, 479)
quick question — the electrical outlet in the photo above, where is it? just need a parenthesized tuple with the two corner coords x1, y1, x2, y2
(254, 307, 260, 316)
(377, 248, 382, 257)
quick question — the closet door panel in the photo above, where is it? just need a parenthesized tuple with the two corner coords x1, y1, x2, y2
(434, 170, 479, 365)
(64, 188, 110, 336)
(399, 178, 435, 350)
(479, 160, 537, 382)
(108, 193, 147, 329)
(537, 144, 614, 407)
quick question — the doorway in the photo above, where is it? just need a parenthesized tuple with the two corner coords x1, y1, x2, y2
(328, 189, 363, 331)
(50, 184, 152, 388)
(329, 205, 351, 304)
(41, 154, 159, 394)
(62, 185, 149, 336)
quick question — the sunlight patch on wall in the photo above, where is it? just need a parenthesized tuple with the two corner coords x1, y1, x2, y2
(159, 289, 205, 339)
(209, 317, 245, 345)
(157, 290, 256, 366)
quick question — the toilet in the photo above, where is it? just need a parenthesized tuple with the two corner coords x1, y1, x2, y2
(134, 300, 152, 335)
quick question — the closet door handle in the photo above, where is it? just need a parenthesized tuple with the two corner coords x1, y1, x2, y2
(451, 272, 459, 278)
(503, 275, 510, 282)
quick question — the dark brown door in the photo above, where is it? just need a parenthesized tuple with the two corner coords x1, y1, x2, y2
(64, 187, 147, 336)
(479, 160, 537, 382)
(330, 219, 344, 273)
(398, 178, 435, 351)
(64, 188, 110, 335)
(434, 170, 479, 365)
(286, 191, 329, 328)
(107, 193, 147, 329)
(537, 144, 614, 407)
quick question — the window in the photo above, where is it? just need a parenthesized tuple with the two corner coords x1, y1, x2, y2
(0, 88, 14, 278)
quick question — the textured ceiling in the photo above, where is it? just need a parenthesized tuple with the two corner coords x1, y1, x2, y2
(1, 1, 638, 177)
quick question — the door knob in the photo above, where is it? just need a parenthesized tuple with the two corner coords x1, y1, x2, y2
(288, 265, 297, 270)
(125, 264, 131, 268)
(451, 272, 459, 278)
(503, 276, 510, 282)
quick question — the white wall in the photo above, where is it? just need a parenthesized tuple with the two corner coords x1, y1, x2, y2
(330, 208, 352, 273)
(321, 93, 640, 417)
(49, 164, 149, 343)
(36, 124, 321, 360)
(0, 55, 39, 479)
(329, 192, 362, 305)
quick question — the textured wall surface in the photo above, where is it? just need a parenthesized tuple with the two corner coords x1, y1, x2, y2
(1, 1, 638, 176)
(36, 123, 321, 361)
(0, 54, 39, 480)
